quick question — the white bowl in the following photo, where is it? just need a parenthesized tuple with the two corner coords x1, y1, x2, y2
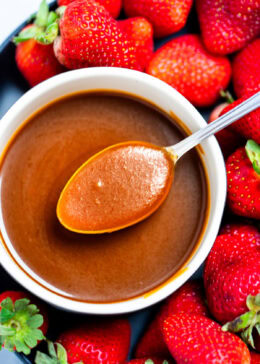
(0, 68, 226, 314)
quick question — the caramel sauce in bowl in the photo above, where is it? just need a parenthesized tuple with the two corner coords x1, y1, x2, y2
(0, 68, 226, 314)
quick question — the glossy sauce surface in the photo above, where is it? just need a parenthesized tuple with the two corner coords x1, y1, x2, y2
(58, 142, 174, 233)
(0, 93, 207, 302)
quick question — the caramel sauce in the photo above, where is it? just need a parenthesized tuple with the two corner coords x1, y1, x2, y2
(0, 92, 208, 303)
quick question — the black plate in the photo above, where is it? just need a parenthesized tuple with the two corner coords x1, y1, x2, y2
(0, 3, 215, 363)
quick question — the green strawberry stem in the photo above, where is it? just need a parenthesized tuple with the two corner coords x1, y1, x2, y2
(222, 294, 260, 349)
(245, 140, 260, 174)
(35, 0, 49, 27)
(0, 297, 45, 355)
(219, 90, 234, 104)
(13, 0, 59, 45)
(35, 341, 83, 364)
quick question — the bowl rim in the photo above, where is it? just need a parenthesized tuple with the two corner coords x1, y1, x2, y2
(0, 67, 226, 314)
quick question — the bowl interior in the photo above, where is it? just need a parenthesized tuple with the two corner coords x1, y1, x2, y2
(0, 68, 226, 314)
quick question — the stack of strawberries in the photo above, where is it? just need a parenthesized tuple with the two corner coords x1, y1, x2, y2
(1, 0, 259, 362)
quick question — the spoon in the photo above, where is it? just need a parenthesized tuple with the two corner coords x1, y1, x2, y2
(57, 92, 260, 234)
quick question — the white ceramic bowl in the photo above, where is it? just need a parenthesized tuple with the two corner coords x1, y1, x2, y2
(0, 68, 226, 314)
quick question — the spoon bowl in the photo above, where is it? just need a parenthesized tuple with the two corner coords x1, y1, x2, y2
(57, 141, 174, 233)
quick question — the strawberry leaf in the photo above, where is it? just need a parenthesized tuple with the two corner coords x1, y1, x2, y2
(56, 343, 68, 362)
(1, 298, 14, 311)
(27, 314, 43, 329)
(220, 90, 234, 104)
(46, 12, 58, 27)
(35, 0, 49, 27)
(0, 326, 16, 336)
(24, 333, 38, 349)
(35, 351, 58, 364)
(222, 293, 260, 349)
(48, 341, 57, 358)
(222, 311, 255, 332)
(14, 338, 30, 354)
(245, 140, 260, 174)
(0, 308, 15, 324)
(35, 23, 59, 45)
(35, 341, 83, 364)
(0, 297, 45, 355)
(15, 299, 30, 311)
(27, 304, 40, 316)
(13, 26, 42, 44)
(13, 0, 59, 45)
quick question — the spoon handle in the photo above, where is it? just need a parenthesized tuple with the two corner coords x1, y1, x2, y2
(167, 91, 260, 160)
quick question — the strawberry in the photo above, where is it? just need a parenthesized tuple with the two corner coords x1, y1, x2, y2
(14, 1, 64, 86)
(36, 319, 130, 363)
(58, 0, 122, 18)
(233, 39, 260, 98)
(118, 17, 154, 70)
(124, 0, 193, 38)
(209, 102, 230, 124)
(15, 36, 64, 87)
(251, 352, 260, 364)
(0, 291, 48, 355)
(220, 223, 260, 245)
(220, 92, 260, 144)
(196, 0, 260, 55)
(128, 358, 174, 363)
(208, 93, 244, 158)
(222, 294, 260, 352)
(54, 0, 142, 70)
(228, 0, 260, 14)
(226, 141, 260, 219)
(146, 34, 231, 107)
(204, 232, 260, 324)
(163, 313, 250, 363)
(135, 280, 208, 358)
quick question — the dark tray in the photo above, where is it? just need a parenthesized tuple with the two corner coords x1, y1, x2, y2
(0, 3, 215, 363)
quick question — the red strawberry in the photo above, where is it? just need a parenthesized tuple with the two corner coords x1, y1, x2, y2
(135, 280, 208, 358)
(55, 0, 141, 70)
(163, 313, 250, 363)
(222, 294, 260, 352)
(58, 0, 122, 18)
(251, 352, 260, 364)
(0, 291, 48, 355)
(225, 141, 260, 219)
(53, 36, 89, 70)
(220, 223, 260, 246)
(204, 232, 260, 323)
(118, 17, 154, 70)
(209, 103, 229, 123)
(208, 101, 244, 158)
(196, 0, 260, 55)
(124, 0, 193, 38)
(128, 358, 174, 363)
(229, 0, 260, 14)
(15, 29, 64, 87)
(233, 39, 260, 98)
(14, 1, 65, 87)
(53, 319, 131, 363)
(220, 92, 260, 144)
(146, 34, 231, 107)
